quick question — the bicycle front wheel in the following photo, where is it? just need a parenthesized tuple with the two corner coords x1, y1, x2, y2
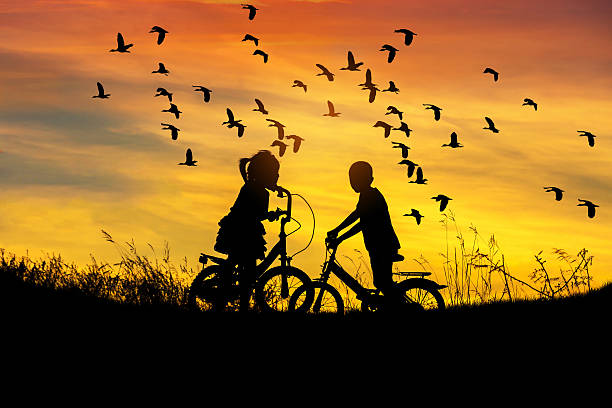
(396, 279, 445, 311)
(254, 266, 313, 312)
(289, 281, 344, 315)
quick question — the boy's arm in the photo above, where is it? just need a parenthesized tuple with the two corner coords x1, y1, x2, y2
(337, 222, 362, 242)
(328, 209, 359, 238)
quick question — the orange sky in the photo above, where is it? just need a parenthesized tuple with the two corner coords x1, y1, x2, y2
(1, 0, 611, 294)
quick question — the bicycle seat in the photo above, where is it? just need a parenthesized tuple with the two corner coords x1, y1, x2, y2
(392, 253, 405, 263)
(199, 253, 227, 265)
(394, 271, 431, 278)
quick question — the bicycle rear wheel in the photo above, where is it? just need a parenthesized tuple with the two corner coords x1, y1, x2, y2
(188, 265, 239, 312)
(395, 279, 445, 311)
(288, 281, 344, 315)
(255, 266, 313, 312)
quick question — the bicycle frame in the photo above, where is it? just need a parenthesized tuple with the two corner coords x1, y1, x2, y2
(316, 243, 446, 308)
(318, 245, 374, 301)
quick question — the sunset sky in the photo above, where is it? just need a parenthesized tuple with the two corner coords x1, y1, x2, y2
(1, 0, 610, 292)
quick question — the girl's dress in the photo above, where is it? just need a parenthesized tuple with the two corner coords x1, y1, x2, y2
(214, 181, 269, 261)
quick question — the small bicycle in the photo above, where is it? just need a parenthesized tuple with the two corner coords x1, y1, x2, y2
(288, 238, 447, 314)
(188, 186, 315, 312)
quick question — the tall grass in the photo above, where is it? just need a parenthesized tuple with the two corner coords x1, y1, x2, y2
(436, 210, 594, 307)
(1, 230, 195, 309)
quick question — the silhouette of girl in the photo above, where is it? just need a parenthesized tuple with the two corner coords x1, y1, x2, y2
(214, 150, 280, 311)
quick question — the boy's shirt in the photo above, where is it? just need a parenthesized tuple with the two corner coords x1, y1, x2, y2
(355, 187, 401, 255)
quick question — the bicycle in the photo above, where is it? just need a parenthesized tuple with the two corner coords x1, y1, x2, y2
(288, 238, 447, 314)
(188, 186, 315, 312)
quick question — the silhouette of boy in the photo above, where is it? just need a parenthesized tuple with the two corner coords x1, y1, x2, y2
(327, 161, 402, 298)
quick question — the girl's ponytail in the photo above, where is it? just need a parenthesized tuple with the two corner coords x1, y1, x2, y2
(239, 157, 250, 182)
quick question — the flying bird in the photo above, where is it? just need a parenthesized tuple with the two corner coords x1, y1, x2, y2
(380, 44, 399, 63)
(109, 32, 133, 53)
(423, 104, 442, 121)
(266, 119, 286, 139)
(316, 64, 335, 81)
(271, 140, 288, 157)
(149, 26, 168, 45)
(408, 166, 428, 184)
(179, 148, 197, 166)
(442, 132, 463, 148)
(340, 51, 363, 71)
(577, 199, 598, 218)
(362, 83, 380, 103)
(398, 159, 419, 178)
(152, 62, 169, 75)
(577, 130, 596, 147)
(161, 123, 180, 140)
(386, 106, 403, 120)
(395, 29, 417, 46)
(92, 82, 110, 99)
(223, 108, 246, 137)
(323, 100, 340, 117)
(544, 187, 564, 201)
(382, 81, 399, 93)
(252, 98, 268, 115)
(483, 67, 499, 82)
(393, 122, 413, 138)
(373, 121, 392, 138)
(392, 141, 410, 158)
(253, 49, 268, 63)
(483, 117, 499, 133)
(404, 209, 424, 225)
(242, 33, 259, 46)
(431, 195, 452, 211)
(155, 87, 172, 102)
(523, 98, 538, 111)
(193, 85, 212, 102)
(242, 4, 258, 20)
(292, 80, 307, 92)
(162, 103, 182, 119)
(285, 135, 305, 153)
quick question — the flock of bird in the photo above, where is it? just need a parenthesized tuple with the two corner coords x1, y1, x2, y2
(91, 3, 600, 222)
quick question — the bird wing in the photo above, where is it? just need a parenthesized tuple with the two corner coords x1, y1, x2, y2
(416, 166, 423, 179)
(365, 69, 371, 83)
(255, 99, 264, 110)
(450, 132, 457, 143)
(485, 117, 494, 127)
(434, 109, 441, 121)
(226, 108, 234, 122)
(157, 31, 166, 45)
(327, 100, 335, 113)
(316, 64, 329, 74)
(186, 148, 192, 162)
(97, 82, 104, 94)
(237, 124, 245, 137)
(249, 7, 256, 19)
(117, 32, 125, 47)
(347, 51, 355, 65)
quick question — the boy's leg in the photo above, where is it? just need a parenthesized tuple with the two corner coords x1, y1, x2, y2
(370, 253, 396, 299)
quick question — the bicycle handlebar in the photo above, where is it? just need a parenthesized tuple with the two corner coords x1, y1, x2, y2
(273, 185, 292, 222)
